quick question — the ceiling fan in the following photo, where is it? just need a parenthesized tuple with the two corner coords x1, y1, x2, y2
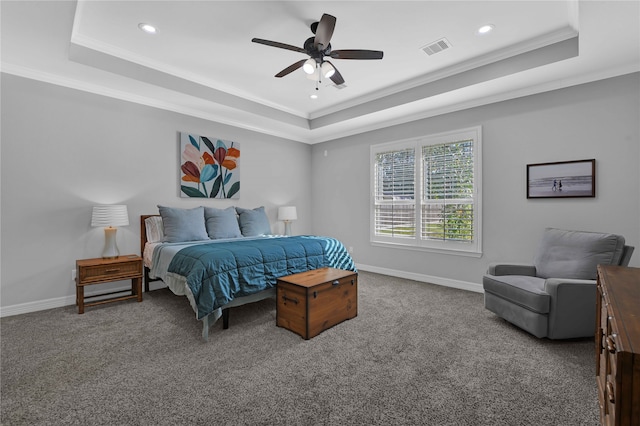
(251, 13, 383, 86)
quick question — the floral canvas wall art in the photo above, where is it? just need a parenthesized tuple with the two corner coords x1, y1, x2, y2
(180, 132, 240, 198)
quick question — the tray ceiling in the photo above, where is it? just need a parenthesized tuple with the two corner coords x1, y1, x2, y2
(1, 1, 639, 143)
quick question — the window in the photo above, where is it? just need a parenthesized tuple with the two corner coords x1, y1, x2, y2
(371, 127, 482, 256)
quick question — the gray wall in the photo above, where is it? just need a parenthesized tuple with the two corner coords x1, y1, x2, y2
(2, 72, 639, 313)
(1, 74, 311, 311)
(311, 73, 640, 288)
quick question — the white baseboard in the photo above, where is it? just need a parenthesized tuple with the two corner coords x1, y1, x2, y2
(1, 268, 481, 318)
(0, 285, 134, 318)
(0, 296, 72, 318)
(355, 263, 483, 294)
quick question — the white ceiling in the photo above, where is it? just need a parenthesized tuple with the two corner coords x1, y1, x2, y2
(1, 1, 639, 144)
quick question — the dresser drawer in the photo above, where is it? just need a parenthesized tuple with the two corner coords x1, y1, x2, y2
(607, 320, 619, 375)
(604, 378, 618, 426)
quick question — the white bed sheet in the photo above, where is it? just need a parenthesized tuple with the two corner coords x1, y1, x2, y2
(143, 242, 159, 269)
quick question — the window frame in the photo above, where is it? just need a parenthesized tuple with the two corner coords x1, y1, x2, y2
(370, 126, 482, 257)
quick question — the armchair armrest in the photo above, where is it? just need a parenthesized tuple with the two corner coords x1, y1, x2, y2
(487, 263, 536, 276)
(544, 278, 597, 339)
(544, 278, 595, 294)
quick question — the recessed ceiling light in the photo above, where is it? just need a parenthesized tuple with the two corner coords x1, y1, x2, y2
(310, 94, 318, 100)
(477, 24, 494, 35)
(138, 23, 158, 34)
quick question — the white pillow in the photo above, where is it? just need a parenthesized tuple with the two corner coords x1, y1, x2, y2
(145, 216, 165, 243)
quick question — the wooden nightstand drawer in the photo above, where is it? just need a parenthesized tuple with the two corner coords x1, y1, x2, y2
(78, 260, 141, 284)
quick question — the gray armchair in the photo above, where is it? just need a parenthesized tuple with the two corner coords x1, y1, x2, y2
(483, 228, 634, 339)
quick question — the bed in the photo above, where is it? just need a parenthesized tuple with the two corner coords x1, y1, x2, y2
(140, 209, 356, 341)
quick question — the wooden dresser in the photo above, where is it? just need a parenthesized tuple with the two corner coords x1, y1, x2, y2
(595, 265, 640, 426)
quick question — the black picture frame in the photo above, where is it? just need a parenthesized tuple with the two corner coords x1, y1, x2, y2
(526, 159, 595, 199)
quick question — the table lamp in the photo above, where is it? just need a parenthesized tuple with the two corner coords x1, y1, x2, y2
(278, 206, 297, 236)
(91, 205, 129, 258)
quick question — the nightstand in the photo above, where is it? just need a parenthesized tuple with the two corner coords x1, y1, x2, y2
(75, 255, 143, 314)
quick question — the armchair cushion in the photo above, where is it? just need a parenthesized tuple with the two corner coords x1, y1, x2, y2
(533, 228, 625, 280)
(483, 275, 549, 314)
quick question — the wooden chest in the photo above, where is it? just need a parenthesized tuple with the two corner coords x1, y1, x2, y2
(276, 267, 357, 339)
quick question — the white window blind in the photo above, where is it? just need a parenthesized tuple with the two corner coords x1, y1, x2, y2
(370, 127, 482, 255)
(422, 139, 474, 242)
(373, 147, 415, 238)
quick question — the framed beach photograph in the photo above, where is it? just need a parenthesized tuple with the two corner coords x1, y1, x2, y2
(527, 159, 595, 199)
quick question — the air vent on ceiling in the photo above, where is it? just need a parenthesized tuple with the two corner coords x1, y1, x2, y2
(421, 38, 451, 56)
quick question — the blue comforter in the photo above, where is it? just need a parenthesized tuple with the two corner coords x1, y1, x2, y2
(167, 236, 356, 319)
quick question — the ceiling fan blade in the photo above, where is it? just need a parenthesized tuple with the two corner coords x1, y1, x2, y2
(326, 61, 345, 85)
(314, 14, 336, 49)
(251, 38, 306, 54)
(330, 49, 384, 60)
(275, 59, 307, 78)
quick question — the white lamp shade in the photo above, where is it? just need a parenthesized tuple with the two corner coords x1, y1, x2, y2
(91, 205, 129, 227)
(302, 58, 316, 74)
(321, 62, 335, 78)
(278, 206, 297, 221)
(91, 205, 128, 258)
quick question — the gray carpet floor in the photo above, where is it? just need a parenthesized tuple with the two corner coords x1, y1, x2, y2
(1, 271, 598, 425)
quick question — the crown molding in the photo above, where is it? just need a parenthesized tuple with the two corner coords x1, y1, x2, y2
(3, 61, 637, 146)
(309, 26, 578, 120)
(0, 62, 308, 143)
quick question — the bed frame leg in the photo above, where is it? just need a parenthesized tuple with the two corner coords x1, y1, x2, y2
(201, 316, 209, 342)
(144, 267, 150, 292)
(222, 309, 230, 329)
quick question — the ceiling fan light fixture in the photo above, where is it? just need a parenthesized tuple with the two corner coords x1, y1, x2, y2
(303, 59, 316, 74)
(252, 13, 384, 86)
(321, 62, 335, 78)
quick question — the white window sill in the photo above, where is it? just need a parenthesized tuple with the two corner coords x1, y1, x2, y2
(370, 241, 483, 258)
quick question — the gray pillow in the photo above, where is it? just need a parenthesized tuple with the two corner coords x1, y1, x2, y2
(204, 207, 242, 239)
(157, 205, 209, 243)
(235, 206, 271, 237)
(534, 228, 625, 280)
